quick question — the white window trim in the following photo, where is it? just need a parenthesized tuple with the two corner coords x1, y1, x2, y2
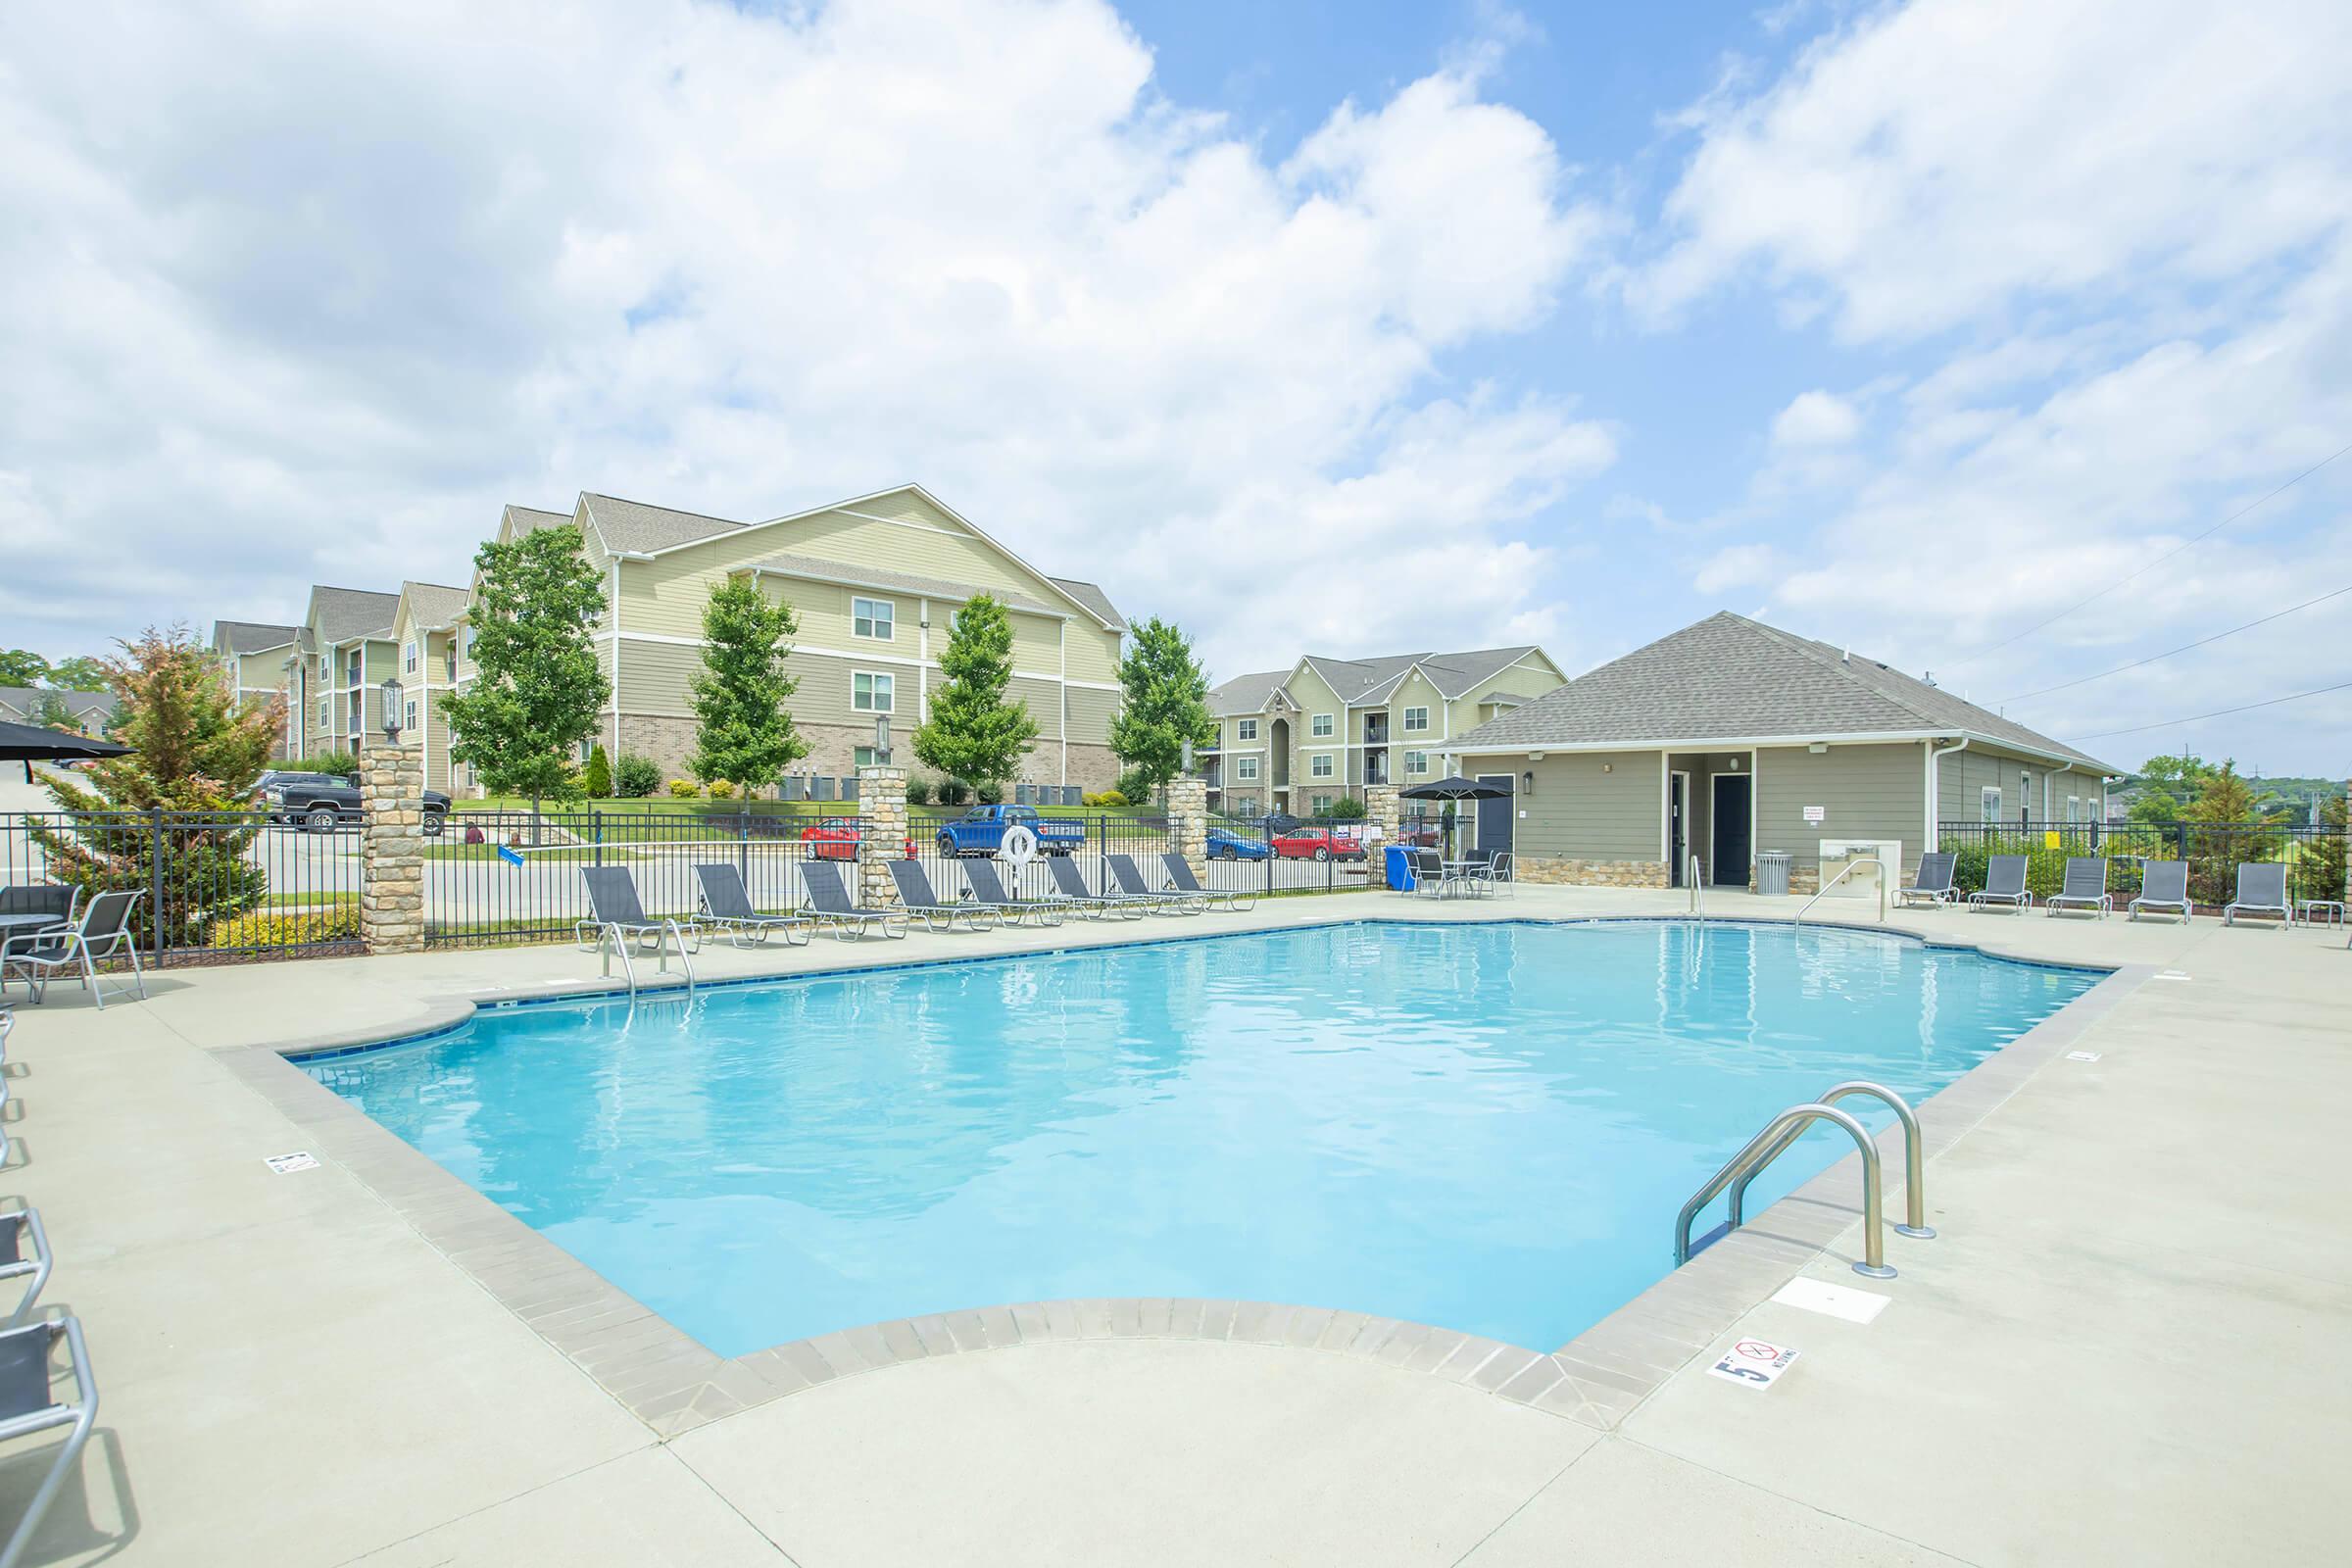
(1402, 707, 1430, 732)
(1237, 718, 1258, 741)
(1310, 755, 1336, 779)
(1236, 757, 1260, 780)
(852, 669, 896, 713)
(1980, 786, 2002, 824)
(403, 640, 418, 673)
(852, 596, 897, 641)
(1404, 751, 1429, 774)
(1310, 713, 1336, 738)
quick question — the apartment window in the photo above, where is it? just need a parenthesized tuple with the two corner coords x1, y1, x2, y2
(1236, 757, 1260, 781)
(2066, 795, 2081, 824)
(854, 746, 879, 767)
(1405, 751, 1429, 775)
(1402, 706, 1429, 733)
(404, 700, 417, 732)
(318, 655, 328, 679)
(853, 671, 895, 712)
(1310, 754, 1335, 779)
(1311, 794, 1334, 812)
(1237, 718, 1257, 741)
(1980, 786, 2001, 824)
(316, 699, 325, 727)
(1311, 713, 1335, 738)
(403, 640, 417, 674)
(853, 597, 895, 640)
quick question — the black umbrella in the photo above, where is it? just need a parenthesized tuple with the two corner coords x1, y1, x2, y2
(0, 719, 131, 782)
(1399, 775, 1512, 860)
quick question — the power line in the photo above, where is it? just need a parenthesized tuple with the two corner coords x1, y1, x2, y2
(2066, 679, 2352, 743)
(1954, 439, 2352, 666)
(2001, 582, 2352, 704)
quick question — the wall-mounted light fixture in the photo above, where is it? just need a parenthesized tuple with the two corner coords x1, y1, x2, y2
(1520, 769, 1535, 796)
(872, 713, 892, 764)
(1601, 761, 1611, 773)
(1807, 742, 1829, 755)
(380, 677, 404, 742)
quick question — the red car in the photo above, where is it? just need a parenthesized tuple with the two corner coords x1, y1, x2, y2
(1270, 827, 1366, 861)
(799, 818, 916, 860)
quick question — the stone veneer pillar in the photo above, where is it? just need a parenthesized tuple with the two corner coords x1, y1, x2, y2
(1165, 774, 1209, 879)
(857, 764, 908, 908)
(1363, 784, 1402, 888)
(360, 743, 426, 955)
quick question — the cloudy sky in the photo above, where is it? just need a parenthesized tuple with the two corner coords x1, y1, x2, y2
(4, 0, 2347, 771)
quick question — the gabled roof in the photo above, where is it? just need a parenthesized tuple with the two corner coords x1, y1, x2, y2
(1451, 612, 2117, 771)
(306, 586, 400, 646)
(1048, 577, 1126, 632)
(0, 688, 115, 723)
(1221, 645, 1550, 713)
(394, 582, 471, 632)
(501, 504, 574, 539)
(1209, 670, 1292, 718)
(578, 494, 747, 555)
(744, 553, 1063, 617)
(212, 620, 299, 656)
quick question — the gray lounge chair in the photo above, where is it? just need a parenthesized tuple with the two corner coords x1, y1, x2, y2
(799, 858, 907, 940)
(579, 867, 698, 987)
(2128, 860, 2190, 923)
(887, 860, 999, 933)
(1968, 856, 2032, 912)
(2045, 858, 2112, 917)
(1, 890, 144, 1008)
(961, 859, 1065, 927)
(1106, 854, 1198, 914)
(2223, 862, 2289, 929)
(0, 1210, 51, 1329)
(0, 1314, 97, 1568)
(1897, 852, 1957, 907)
(1045, 855, 1151, 918)
(692, 862, 811, 948)
(1159, 853, 1254, 912)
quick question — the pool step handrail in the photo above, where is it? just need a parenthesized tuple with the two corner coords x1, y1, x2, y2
(1675, 1101, 1898, 1278)
(1730, 1081, 1934, 1240)
(597, 917, 697, 1000)
(1687, 854, 1705, 921)
(1794, 855, 1886, 927)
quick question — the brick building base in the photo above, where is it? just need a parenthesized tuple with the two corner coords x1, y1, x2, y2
(1513, 857, 1672, 890)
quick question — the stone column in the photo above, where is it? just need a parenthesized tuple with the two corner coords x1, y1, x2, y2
(857, 764, 908, 908)
(360, 743, 426, 956)
(1364, 783, 1402, 889)
(1166, 774, 1208, 879)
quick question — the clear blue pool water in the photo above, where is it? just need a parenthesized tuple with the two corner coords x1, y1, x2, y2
(306, 921, 2100, 1354)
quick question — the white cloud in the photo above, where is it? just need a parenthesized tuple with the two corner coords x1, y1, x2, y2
(1769, 389, 1859, 447)
(1692, 543, 1778, 595)
(0, 0, 1610, 677)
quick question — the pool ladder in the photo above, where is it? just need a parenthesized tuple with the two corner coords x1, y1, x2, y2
(1687, 854, 1705, 921)
(592, 919, 698, 1000)
(1675, 1081, 1934, 1279)
(1794, 856, 1886, 927)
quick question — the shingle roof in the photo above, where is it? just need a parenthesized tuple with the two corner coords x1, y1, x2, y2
(579, 494, 746, 554)
(1209, 670, 1292, 718)
(397, 582, 471, 630)
(746, 553, 1062, 617)
(1218, 645, 1546, 712)
(1048, 576, 1126, 631)
(1450, 612, 2116, 770)
(0, 688, 115, 722)
(309, 586, 400, 645)
(502, 504, 574, 538)
(212, 620, 299, 656)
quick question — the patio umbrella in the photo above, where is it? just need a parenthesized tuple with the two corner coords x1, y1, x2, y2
(1399, 775, 1512, 859)
(0, 719, 131, 782)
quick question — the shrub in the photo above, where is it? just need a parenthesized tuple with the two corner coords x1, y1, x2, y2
(1325, 795, 1367, 821)
(289, 751, 360, 781)
(905, 777, 934, 806)
(613, 754, 662, 798)
(1114, 765, 1155, 805)
(975, 780, 1004, 805)
(666, 778, 701, 798)
(941, 777, 973, 807)
(210, 903, 362, 950)
(708, 778, 737, 800)
(1079, 790, 1102, 808)
(1092, 789, 1129, 809)
(583, 744, 612, 797)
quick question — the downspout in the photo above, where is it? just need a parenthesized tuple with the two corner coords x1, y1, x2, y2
(1927, 737, 1972, 848)
(2050, 760, 2075, 822)
(610, 561, 621, 764)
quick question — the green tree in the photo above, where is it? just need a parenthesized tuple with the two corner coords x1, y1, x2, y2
(2126, 753, 2218, 824)
(2304, 793, 2348, 904)
(583, 743, 612, 798)
(911, 594, 1037, 789)
(44, 655, 111, 693)
(34, 627, 281, 949)
(0, 649, 50, 686)
(31, 692, 76, 731)
(687, 576, 808, 793)
(1108, 616, 1215, 803)
(440, 523, 609, 828)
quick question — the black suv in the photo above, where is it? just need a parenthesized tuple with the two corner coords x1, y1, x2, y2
(259, 771, 450, 834)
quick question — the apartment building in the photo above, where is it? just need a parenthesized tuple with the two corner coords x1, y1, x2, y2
(280, 587, 401, 761)
(209, 620, 301, 757)
(1204, 646, 1569, 815)
(387, 582, 471, 792)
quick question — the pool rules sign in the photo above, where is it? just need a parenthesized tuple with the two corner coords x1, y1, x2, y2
(1707, 1338, 1799, 1391)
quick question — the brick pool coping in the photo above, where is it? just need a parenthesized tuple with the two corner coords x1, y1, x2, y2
(216, 908, 2149, 1440)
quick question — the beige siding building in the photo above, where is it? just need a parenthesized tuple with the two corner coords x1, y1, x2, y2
(209, 621, 300, 755)
(1451, 612, 2120, 893)
(386, 583, 471, 793)
(1204, 647, 1568, 816)
(278, 588, 401, 762)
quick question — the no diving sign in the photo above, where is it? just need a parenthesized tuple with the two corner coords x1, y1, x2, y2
(1706, 1337, 1799, 1391)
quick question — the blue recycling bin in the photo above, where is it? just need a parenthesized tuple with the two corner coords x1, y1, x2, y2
(1385, 844, 1416, 891)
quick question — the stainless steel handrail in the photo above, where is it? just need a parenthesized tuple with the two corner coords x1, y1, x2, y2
(1687, 854, 1705, 919)
(1675, 1102, 1897, 1278)
(1731, 1080, 1935, 1240)
(597, 917, 697, 999)
(1794, 855, 1886, 926)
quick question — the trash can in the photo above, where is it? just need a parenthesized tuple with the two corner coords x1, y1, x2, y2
(1385, 844, 1416, 891)
(1755, 850, 1792, 897)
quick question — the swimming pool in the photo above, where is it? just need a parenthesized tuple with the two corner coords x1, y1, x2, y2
(305, 921, 2100, 1355)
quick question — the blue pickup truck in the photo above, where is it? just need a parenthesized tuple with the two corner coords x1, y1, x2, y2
(932, 804, 1087, 858)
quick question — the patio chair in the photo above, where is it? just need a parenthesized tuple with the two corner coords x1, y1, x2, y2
(2128, 860, 2190, 923)
(800, 859, 906, 941)
(1, 890, 144, 1008)
(1159, 853, 1254, 912)
(691, 862, 811, 949)
(578, 868, 698, 988)
(0, 1209, 52, 1329)
(961, 859, 1066, 928)
(2223, 862, 2289, 929)
(1896, 852, 1957, 908)
(1045, 855, 1152, 919)
(1409, 848, 1472, 900)
(1105, 854, 1197, 914)
(1967, 856, 2033, 913)
(1466, 849, 1513, 898)
(0, 1313, 97, 1568)
(2046, 858, 2113, 918)
(888, 860, 1000, 933)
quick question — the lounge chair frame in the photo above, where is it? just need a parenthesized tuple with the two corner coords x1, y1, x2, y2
(798, 859, 908, 940)
(2127, 860, 2191, 923)
(888, 861, 1002, 933)
(2, 890, 145, 1008)
(2045, 858, 2113, 918)
(2222, 862, 2289, 929)
(960, 860, 1066, 927)
(1045, 856, 1152, 919)
(0, 1210, 52, 1329)
(1158, 853, 1254, 912)
(1967, 856, 2034, 913)
(0, 1314, 97, 1568)
(576, 867, 698, 990)
(691, 862, 812, 948)
(1896, 852, 1957, 908)
(1105, 855, 1199, 915)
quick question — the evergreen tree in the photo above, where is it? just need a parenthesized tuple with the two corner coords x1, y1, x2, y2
(687, 576, 808, 793)
(911, 595, 1037, 789)
(2304, 793, 2348, 904)
(31, 692, 75, 731)
(583, 743, 612, 798)
(1109, 616, 1215, 802)
(440, 523, 609, 826)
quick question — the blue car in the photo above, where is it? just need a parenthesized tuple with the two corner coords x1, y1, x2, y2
(1205, 826, 1271, 861)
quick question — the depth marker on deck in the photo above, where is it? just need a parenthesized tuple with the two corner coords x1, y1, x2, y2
(2067, 1050, 2102, 1062)
(265, 1152, 319, 1174)
(1707, 1338, 1799, 1390)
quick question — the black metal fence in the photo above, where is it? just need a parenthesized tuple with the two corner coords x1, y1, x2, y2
(1936, 819, 2348, 908)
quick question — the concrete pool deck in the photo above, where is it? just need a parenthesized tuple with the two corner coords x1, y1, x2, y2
(1, 885, 2346, 1564)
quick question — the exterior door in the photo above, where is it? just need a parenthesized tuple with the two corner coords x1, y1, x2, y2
(1668, 772, 1689, 886)
(1476, 774, 1514, 856)
(1711, 774, 1751, 887)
